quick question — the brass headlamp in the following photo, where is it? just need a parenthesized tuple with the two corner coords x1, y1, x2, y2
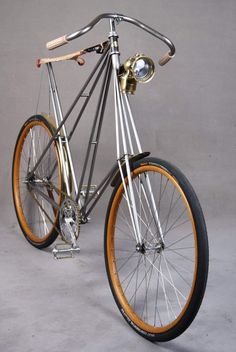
(119, 54, 155, 94)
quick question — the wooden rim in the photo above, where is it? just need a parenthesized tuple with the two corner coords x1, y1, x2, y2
(106, 164, 198, 334)
(13, 118, 62, 244)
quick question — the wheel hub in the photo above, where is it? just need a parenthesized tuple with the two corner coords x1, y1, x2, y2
(136, 243, 146, 254)
(136, 241, 165, 254)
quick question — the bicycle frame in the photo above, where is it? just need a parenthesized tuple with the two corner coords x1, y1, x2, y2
(29, 17, 167, 245)
(12, 14, 209, 339)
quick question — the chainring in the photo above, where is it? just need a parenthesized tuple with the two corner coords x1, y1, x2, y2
(59, 198, 80, 245)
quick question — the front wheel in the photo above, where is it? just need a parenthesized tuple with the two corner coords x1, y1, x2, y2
(104, 157, 208, 341)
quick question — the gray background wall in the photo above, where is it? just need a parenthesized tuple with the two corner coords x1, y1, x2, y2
(0, 1, 235, 351)
(0, 0, 236, 223)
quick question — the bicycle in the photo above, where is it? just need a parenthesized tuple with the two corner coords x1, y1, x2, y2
(12, 13, 209, 342)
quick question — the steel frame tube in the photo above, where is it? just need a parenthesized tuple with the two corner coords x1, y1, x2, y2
(48, 63, 79, 197)
(28, 47, 109, 180)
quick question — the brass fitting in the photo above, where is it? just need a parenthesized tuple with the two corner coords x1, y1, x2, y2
(118, 54, 155, 94)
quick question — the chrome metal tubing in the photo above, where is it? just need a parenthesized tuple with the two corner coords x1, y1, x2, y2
(75, 52, 111, 204)
(114, 73, 142, 245)
(47, 64, 71, 196)
(48, 63, 79, 198)
(28, 47, 109, 181)
(65, 13, 175, 56)
(123, 94, 142, 153)
(123, 96, 164, 241)
(77, 57, 113, 208)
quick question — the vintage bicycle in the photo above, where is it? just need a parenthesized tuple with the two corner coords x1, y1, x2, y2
(12, 13, 209, 342)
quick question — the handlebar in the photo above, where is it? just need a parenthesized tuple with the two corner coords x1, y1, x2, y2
(46, 13, 175, 66)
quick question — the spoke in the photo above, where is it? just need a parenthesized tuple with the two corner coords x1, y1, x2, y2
(138, 176, 142, 235)
(145, 254, 187, 300)
(128, 253, 160, 305)
(116, 254, 140, 261)
(162, 194, 182, 228)
(166, 232, 193, 249)
(134, 250, 142, 310)
(144, 255, 148, 320)
(133, 176, 150, 227)
(165, 257, 192, 287)
(134, 176, 154, 245)
(139, 174, 161, 238)
(38, 197, 50, 235)
(119, 201, 136, 241)
(115, 248, 136, 253)
(117, 250, 137, 272)
(166, 248, 194, 263)
(24, 129, 34, 173)
(142, 210, 157, 245)
(111, 165, 198, 328)
(123, 193, 156, 245)
(141, 249, 157, 321)
(163, 185, 176, 234)
(47, 136, 51, 176)
(158, 173, 163, 213)
(154, 255, 163, 326)
(31, 128, 37, 168)
(115, 224, 135, 242)
(158, 177, 169, 214)
(166, 219, 190, 234)
(166, 246, 194, 251)
(16, 122, 62, 240)
(35, 127, 41, 173)
(115, 236, 134, 242)
(159, 255, 173, 322)
(122, 255, 143, 292)
(27, 189, 60, 235)
(162, 251, 182, 311)
(25, 219, 53, 226)
(20, 188, 31, 206)
(164, 209, 188, 237)
(22, 137, 30, 165)
(21, 150, 29, 164)
(36, 191, 42, 236)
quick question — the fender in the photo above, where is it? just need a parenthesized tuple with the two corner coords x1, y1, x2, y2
(110, 152, 150, 187)
(41, 113, 72, 194)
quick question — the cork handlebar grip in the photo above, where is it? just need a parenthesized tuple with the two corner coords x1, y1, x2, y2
(158, 52, 173, 66)
(46, 35, 69, 50)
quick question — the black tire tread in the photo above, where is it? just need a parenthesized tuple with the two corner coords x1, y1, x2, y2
(12, 115, 62, 249)
(104, 157, 209, 341)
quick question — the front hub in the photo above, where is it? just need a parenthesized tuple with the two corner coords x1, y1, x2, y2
(136, 241, 165, 254)
(136, 243, 146, 254)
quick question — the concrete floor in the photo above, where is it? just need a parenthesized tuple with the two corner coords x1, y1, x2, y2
(0, 213, 235, 352)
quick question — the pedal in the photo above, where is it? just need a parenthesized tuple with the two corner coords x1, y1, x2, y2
(52, 243, 80, 259)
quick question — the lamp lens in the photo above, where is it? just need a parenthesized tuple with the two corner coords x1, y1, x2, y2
(133, 59, 150, 80)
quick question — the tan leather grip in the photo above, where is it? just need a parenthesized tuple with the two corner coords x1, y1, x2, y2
(158, 52, 173, 66)
(46, 35, 68, 50)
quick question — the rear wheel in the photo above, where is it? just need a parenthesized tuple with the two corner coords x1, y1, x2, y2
(12, 115, 64, 248)
(104, 157, 208, 341)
